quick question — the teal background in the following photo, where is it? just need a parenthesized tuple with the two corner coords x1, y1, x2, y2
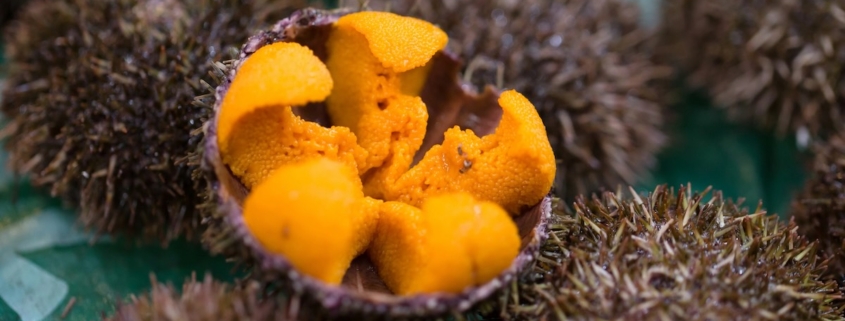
(0, 4, 810, 321)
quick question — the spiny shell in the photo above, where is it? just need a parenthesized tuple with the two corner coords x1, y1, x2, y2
(495, 185, 844, 320)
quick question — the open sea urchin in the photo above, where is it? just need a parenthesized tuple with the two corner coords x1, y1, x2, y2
(199, 8, 554, 318)
(0, 0, 304, 242)
(659, 0, 845, 138)
(793, 131, 845, 277)
(496, 185, 844, 320)
(367, 0, 672, 200)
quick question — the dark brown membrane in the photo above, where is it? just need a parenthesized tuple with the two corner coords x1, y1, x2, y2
(0, 0, 305, 243)
(199, 8, 550, 318)
(492, 185, 844, 320)
(368, 0, 672, 200)
(793, 131, 845, 277)
(659, 0, 845, 138)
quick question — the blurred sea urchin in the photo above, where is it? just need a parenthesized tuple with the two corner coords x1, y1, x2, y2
(659, 0, 845, 139)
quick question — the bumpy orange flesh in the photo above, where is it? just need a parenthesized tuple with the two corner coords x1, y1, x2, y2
(335, 11, 449, 73)
(223, 106, 367, 189)
(368, 193, 520, 295)
(243, 158, 381, 285)
(389, 90, 556, 214)
(218, 42, 332, 148)
(325, 12, 446, 198)
(366, 201, 428, 294)
(217, 41, 367, 188)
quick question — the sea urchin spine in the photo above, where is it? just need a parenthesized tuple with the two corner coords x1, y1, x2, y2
(498, 185, 843, 320)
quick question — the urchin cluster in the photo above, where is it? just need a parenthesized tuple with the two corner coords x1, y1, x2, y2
(793, 131, 845, 277)
(659, 0, 845, 138)
(0, 0, 304, 242)
(367, 0, 671, 200)
(493, 185, 843, 320)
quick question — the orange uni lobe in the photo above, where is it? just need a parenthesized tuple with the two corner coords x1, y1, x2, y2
(325, 12, 445, 199)
(390, 90, 556, 214)
(242, 158, 381, 285)
(217, 42, 333, 144)
(217, 41, 366, 188)
(335, 11, 448, 72)
(368, 193, 519, 295)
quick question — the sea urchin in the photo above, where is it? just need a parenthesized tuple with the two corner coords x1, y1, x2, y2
(497, 185, 843, 320)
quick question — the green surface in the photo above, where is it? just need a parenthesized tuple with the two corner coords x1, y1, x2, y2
(20, 238, 236, 321)
(637, 89, 809, 218)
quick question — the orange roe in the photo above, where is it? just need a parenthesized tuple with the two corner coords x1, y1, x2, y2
(334, 11, 448, 72)
(217, 42, 367, 188)
(368, 193, 520, 295)
(221, 11, 553, 296)
(388, 90, 556, 214)
(243, 158, 381, 285)
(325, 12, 446, 198)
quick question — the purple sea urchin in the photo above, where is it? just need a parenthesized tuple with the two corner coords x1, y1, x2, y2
(495, 185, 843, 320)
(0, 0, 304, 242)
(368, 0, 672, 200)
(660, 0, 845, 138)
